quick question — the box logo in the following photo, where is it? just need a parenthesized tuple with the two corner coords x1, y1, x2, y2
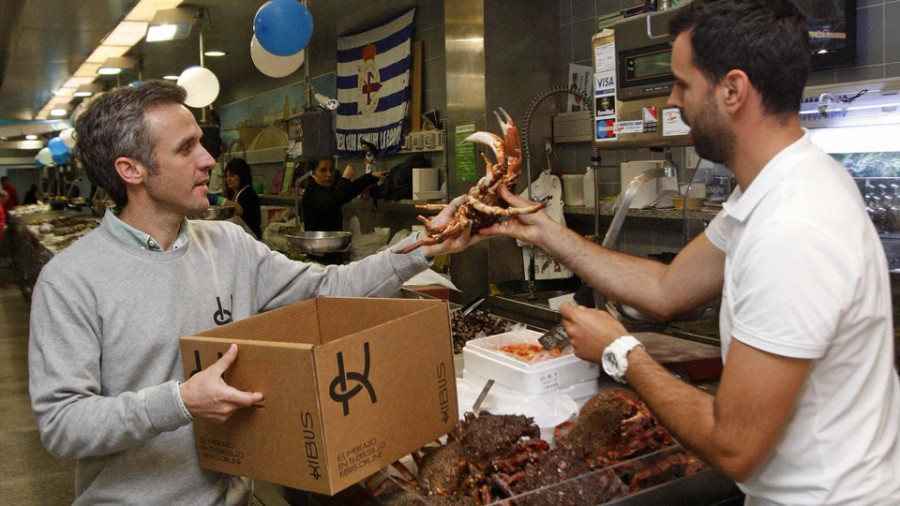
(329, 342, 377, 416)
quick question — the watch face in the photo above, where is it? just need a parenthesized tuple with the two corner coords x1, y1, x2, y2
(603, 352, 620, 375)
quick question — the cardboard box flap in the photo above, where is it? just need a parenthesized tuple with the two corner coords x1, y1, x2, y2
(313, 297, 446, 344)
(196, 298, 324, 345)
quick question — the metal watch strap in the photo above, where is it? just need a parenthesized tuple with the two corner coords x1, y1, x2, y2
(603, 335, 643, 384)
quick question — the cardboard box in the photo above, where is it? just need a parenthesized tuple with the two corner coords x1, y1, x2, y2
(180, 297, 458, 495)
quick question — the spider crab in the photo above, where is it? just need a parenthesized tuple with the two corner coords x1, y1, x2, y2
(395, 108, 548, 254)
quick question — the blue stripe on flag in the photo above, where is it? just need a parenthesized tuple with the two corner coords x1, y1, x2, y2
(336, 25, 414, 63)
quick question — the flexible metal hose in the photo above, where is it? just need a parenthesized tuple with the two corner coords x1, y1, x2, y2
(521, 84, 593, 162)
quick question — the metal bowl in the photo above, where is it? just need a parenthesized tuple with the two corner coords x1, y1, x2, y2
(285, 231, 352, 255)
(188, 205, 236, 221)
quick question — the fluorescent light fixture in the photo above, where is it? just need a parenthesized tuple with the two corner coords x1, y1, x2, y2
(25, 134, 38, 140)
(163, 75, 180, 81)
(86, 44, 130, 63)
(204, 50, 226, 57)
(125, 0, 184, 22)
(97, 57, 135, 75)
(146, 7, 195, 42)
(104, 21, 149, 46)
(63, 76, 96, 89)
(74, 63, 103, 77)
(73, 83, 102, 97)
(50, 109, 70, 117)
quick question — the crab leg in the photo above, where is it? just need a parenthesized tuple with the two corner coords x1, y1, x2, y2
(466, 196, 549, 217)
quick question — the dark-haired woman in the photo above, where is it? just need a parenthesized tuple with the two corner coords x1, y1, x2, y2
(223, 158, 261, 238)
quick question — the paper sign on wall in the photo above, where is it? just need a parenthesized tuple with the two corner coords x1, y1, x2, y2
(455, 123, 477, 181)
(662, 108, 691, 137)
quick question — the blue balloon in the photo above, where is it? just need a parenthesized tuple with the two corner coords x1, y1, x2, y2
(254, 0, 313, 57)
(129, 80, 143, 87)
(48, 137, 69, 156)
(34, 155, 45, 167)
(52, 151, 69, 165)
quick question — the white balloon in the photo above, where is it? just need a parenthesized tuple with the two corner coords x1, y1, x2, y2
(60, 127, 77, 148)
(37, 147, 53, 165)
(250, 34, 304, 78)
(177, 66, 220, 108)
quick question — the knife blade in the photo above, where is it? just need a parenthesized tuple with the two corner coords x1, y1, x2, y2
(538, 324, 570, 350)
(459, 295, 486, 317)
(472, 379, 495, 414)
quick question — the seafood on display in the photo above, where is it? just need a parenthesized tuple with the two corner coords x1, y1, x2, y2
(395, 108, 548, 254)
(449, 309, 510, 354)
(367, 388, 706, 505)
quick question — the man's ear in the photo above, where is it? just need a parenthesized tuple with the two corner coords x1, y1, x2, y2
(721, 69, 750, 113)
(114, 156, 145, 185)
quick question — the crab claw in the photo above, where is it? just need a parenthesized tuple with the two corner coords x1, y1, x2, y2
(494, 107, 513, 137)
(463, 131, 504, 161)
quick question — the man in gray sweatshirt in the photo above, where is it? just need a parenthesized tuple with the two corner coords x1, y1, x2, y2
(28, 80, 479, 505)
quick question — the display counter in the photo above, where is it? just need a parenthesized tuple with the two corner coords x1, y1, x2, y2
(5, 204, 96, 297)
(250, 301, 738, 506)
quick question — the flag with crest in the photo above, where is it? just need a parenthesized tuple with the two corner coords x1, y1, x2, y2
(335, 8, 415, 157)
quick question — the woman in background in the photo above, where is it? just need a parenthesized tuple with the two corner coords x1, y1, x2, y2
(223, 158, 261, 238)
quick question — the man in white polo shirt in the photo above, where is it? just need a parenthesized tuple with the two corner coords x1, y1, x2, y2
(482, 0, 900, 504)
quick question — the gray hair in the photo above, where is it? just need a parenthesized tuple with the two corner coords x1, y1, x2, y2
(75, 80, 187, 209)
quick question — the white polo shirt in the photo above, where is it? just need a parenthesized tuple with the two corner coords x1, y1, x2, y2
(705, 130, 900, 505)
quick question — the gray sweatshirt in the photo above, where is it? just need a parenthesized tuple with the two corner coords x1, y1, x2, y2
(28, 218, 430, 505)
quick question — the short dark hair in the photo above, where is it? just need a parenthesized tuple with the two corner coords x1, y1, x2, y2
(75, 80, 187, 209)
(224, 158, 253, 197)
(669, 0, 810, 116)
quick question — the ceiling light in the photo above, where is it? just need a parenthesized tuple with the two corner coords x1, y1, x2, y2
(25, 135, 37, 140)
(163, 75, 180, 81)
(97, 57, 135, 75)
(86, 44, 130, 63)
(103, 21, 149, 46)
(204, 50, 226, 57)
(63, 76, 97, 89)
(146, 7, 196, 42)
(73, 83, 102, 97)
(74, 63, 103, 77)
(50, 109, 70, 117)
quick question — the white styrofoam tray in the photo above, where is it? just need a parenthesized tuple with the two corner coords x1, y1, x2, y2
(462, 329, 600, 395)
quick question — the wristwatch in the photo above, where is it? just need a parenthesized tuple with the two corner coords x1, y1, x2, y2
(602, 335, 644, 384)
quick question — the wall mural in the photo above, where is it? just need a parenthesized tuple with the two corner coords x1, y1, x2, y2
(217, 74, 336, 157)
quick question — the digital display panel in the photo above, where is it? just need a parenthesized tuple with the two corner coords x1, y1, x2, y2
(631, 50, 671, 80)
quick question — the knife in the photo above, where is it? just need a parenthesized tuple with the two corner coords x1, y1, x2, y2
(472, 379, 495, 414)
(538, 323, 570, 350)
(459, 295, 486, 317)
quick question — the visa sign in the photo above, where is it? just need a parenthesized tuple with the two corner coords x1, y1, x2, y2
(595, 72, 616, 95)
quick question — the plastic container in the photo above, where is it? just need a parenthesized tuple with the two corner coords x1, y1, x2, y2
(462, 329, 600, 395)
(562, 175, 584, 206)
(583, 167, 596, 207)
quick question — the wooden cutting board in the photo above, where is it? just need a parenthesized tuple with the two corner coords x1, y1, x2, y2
(633, 332, 723, 381)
